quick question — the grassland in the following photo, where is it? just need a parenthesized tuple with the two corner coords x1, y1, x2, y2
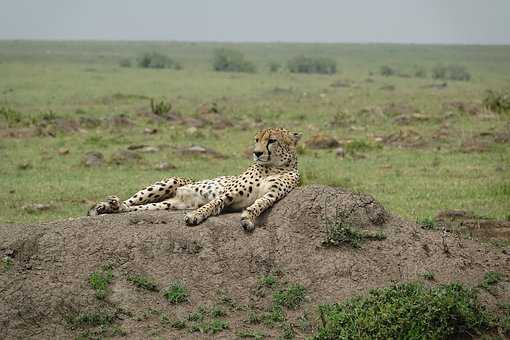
(0, 41, 509, 224)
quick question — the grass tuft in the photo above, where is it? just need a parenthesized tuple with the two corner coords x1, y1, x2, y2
(88, 265, 113, 300)
(163, 281, 188, 304)
(127, 274, 158, 291)
(273, 284, 307, 310)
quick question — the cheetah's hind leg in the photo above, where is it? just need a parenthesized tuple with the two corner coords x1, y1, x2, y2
(87, 196, 127, 216)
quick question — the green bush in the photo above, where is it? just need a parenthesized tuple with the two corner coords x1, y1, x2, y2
(212, 48, 256, 73)
(287, 55, 336, 74)
(273, 284, 306, 309)
(163, 281, 188, 304)
(316, 283, 490, 339)
(483, 89, 510, 113)
(268, 61, 282, 72)
(137, 52, 181, 69)
(432, 64, 471, 81)
(380, 65, 397, 77)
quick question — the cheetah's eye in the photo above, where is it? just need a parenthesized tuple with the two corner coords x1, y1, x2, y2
(268, 138, 277, 144)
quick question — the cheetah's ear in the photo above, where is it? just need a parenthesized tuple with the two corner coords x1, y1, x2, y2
(290, 132, 302, 144)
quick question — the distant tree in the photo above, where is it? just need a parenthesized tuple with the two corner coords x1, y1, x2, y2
(380, 65, 397, 77)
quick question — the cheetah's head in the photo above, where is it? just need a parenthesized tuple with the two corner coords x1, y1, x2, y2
(252, 128, 301, 167)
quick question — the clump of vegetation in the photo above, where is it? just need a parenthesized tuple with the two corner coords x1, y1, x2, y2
(280, 322, 295, 339)
(268, 61, 282, 72)
(316, 283, 490, 339)
(380, 65, 397, 77)
(345, 139, 381, 154)
(480, 271, 505, 293)
(1, 256, 14, 272)
(287, 55, 336, 74)
(273, 284, 306, 309)
(0, 107, 33, 127)
(66, 308, 117, 327)
(483, 89, 510, 113)
(171, 319, 187, 329)
(260, 274, 278, 288)
(210, 306, 227, 318)
(432, 64, 471, 81)
(188, 305, 207, 322)
(127, 274, 158, 291)
(190, 319, 229, 334)
(88, 264, 113, 300)
(163, 281, 188, 304)
(417, 216, 437, 230)
(413, 66, 427, 78)
(323, 217, 386, 248)
(212, 48, 256, 73)
(262, 304, 285, 325)
(236, 329, 267, 339)
(421, 271, 435, 281)
(150, 98, 172, 115)
(137, 52, 181, 69)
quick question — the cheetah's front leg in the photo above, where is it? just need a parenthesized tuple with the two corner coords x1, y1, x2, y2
(240, 180, 296, 232)
(184, 194, 233, 226)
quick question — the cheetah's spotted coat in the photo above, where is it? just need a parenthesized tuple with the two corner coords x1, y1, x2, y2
(88, 128, 301, 231)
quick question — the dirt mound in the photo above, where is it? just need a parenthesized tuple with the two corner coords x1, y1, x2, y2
(1, 185, 508, 339)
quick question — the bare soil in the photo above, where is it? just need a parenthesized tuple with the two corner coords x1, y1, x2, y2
(1, 185, 508, 339)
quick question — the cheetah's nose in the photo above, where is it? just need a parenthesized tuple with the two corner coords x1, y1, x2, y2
(253, 151, 263, 158)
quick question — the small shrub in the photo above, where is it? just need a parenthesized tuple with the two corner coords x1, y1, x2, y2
(247, 310, 262, 324)
(210, 319, 229, 334)
(68, 309, 117, 327)
(483, 89, 510, 113)
(316, 283, 491, 339)
(268, 61, 282, 72)
(127, 274, 158, 291)
(150, 98, 172, 115)
(345, 139, 381, 153)
(447, 64, 471, 81)
(0, 107, 30, 127)
(432, 64, 471, 81)
(89, 265, 113, 300)
(432, 64, 447, 79)
(212, 48, 256, 73)
(119, 58, 132, 68)
(188, 306, 207, 322)
(273, 284, 306, 309)
(163, 281, 188, 304)
(260, 275, 278, 288)
(418, 216, 437, 230)
(287, 55, 336, 75)
(137, 52, 181, 69)
(380, 65, 397, 77)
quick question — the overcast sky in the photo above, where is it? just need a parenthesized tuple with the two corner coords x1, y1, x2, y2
(1, 0, 509, 44)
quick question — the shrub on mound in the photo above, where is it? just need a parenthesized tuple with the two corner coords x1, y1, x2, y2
(287, 55, 336, 74)
(212, 48, 256, 73)
(316, 283, 490, 339)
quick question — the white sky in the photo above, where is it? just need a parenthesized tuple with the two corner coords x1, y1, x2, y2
(0, 0, 509, 44)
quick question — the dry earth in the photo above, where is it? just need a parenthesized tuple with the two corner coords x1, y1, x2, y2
(1, 185, 508, 339)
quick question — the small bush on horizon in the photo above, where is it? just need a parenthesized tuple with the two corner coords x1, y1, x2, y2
(287, 55, 336, 74)
(137, 52, 181, 69)
(212, 48, 256, 73)
(432, 64, 471, 81)
(483, 89, 510, 113)
(380, 65, 397, 77)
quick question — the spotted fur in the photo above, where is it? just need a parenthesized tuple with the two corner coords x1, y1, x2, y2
(87, 128, 301, 231)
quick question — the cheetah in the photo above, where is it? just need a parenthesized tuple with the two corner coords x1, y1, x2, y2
(87, 128, 301, 231)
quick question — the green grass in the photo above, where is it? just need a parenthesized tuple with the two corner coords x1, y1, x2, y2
(273, 284, 307, 309)
(163, 281, 188, 304)
(417, 216, 437, 230)
(316, 282, 491, 339)
(322, 220, 386, 248)
(127, 274, 158, 291)
(0, 41, 509, 226)
(88, 265, 113, 300)
(1, 256, 14, 272)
